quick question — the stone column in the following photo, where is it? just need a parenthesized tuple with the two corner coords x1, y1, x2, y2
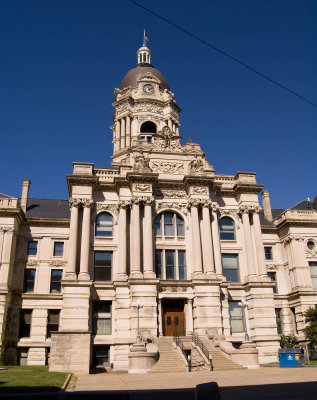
(117, 201, 129, 278)
(0, 227, 15, 288)
(252, 208, 267, 276)
(239, 206, 256, 276)
(190, 200, 203, 275)
(66, 198, 80, 279)
(211, 204, 222, 275)
(130, 197, 142, 277)
(115, 120, 120, 153)
(201, 201, 215, 273)
(0, 228, 4, 266)
(126, 116, 131, 148)
(187, 298, 194, 334)
(158, 299, 163, 336)
(120, 117, 126, 149)
(79, 199, 93, 280)
(288, 236, 305, 287)
(143, 197, 155, 278)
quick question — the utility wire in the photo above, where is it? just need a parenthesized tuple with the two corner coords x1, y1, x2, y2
(127, 0, 317, 109)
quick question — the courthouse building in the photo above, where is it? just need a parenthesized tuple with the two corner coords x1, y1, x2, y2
(0, 44, 317, 373)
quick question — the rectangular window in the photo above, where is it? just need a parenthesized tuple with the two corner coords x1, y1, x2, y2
(176, 215, 185, 237)
(165, 250, 175, 280)
(178, 250, 186, 280)
(19, 310, 32, 338)
(222, 254, 240, 282)
(229, 302, 244, 333)
(23, 269, 36, 293)
(94, 251, 112, 281)
(264, 246, 273, 260)
(93, 345, 110, 368)
(267, 271, 277, 293)
(164, 213, 174, 236)
(291, 307, 298, 334)
(50, 270, 63, 293)
(275, 308, 283, 334)
(154, 214, 162, 236)
(93, 302, 111, 335)
(309, 262, 317, 290)
(53, 242, 64, 257)
(47, 310, 60, 338)
(27, 241, 37, 256)
(18, 348, 29, 366)
(155, 250, 162, 279)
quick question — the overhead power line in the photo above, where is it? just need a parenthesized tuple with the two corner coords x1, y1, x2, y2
(127, 0, 317, 109)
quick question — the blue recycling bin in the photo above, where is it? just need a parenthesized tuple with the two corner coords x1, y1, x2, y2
(278, 348, 303, 367)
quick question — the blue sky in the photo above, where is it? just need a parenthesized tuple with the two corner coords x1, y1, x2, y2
(1, 0, 316, 209)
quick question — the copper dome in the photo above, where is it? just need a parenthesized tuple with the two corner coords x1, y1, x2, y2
(119, 64, 170, 91)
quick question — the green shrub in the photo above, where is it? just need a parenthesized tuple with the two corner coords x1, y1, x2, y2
(303, 306, 317, 348)
(280, 334, 299, 348)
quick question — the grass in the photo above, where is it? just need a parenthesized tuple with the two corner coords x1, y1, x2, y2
(0, 365, 68, 394)
(308, 360, 317, 365)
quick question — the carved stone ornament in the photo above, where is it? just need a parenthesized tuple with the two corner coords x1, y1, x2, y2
(134, 183, 151, 192)
(69, 198, 93, 208)
(162, 189, 187, 199)
(50, 260, 66, 267)
(134, 102, 163, 114)
(192, 186, 208, 195)
(82, 198, 93, 208)
(219, 209, 238, 217)
(160, 286, 188, 293)
(69, 198, 82, 208)
(238, 204, 261, 215)
(211, 203, 219, 213)
(0, 226, 15, 233)
(131, 196, 154, 206)
(151, 161, 184, 174)
(189, 156, 205, 173)
(118, 200, 131, 210)
(26, 259, 38, 267)
(304, 237, 317, 257)
(155, 202, 188, 216)
(266, 263, 277, 271)
(133, 153, 150, 171)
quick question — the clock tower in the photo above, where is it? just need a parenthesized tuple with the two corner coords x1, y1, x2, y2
(111, 43, 183, 165)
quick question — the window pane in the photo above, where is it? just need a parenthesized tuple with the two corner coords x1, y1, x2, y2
(264, 247, 273, 260)
(309, 262, 317, 289)
(219, 218, 235, 240)
(166, 250, 175, 280)
(93, 303, 111, 335)
(164, 212, 174, 236)
(275, 308, 283, 334)
(53, 242, 64, 257)
(96, 213, 113, 237)
(176, 215, 184, 237)
(24, 269, 35, 293)
(27, 241, 37, 256)
(20, 310, 32, 338)
(178, 250, 186, 280)
(50, 270, 62, 293)
(229, 302, 244, 333)
(222, 254, 240, 282)
(155, 250, 162, 279)
(154, 215, 162, 236)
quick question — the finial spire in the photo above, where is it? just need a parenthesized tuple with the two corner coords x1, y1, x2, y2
(143, 29, 149, 47)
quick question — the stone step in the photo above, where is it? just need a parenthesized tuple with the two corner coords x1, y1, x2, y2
(150, 337, 187, 373)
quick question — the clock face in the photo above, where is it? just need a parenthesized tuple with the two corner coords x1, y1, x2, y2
(143, 84, 154, 94)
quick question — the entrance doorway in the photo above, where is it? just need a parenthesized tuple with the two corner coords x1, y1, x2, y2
(162, 299, 185, 336)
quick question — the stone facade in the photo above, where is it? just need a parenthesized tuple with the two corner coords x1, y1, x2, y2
(0, 44, 316, 371)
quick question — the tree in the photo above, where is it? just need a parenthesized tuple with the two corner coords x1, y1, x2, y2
(280, 334, 298, 348)
(303, 306, 317, 348)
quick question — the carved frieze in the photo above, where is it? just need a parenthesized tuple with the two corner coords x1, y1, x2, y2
(0, 226, 15, 233)
(26, 259, 37, 267)
(160, 286, 189, 293)
(50, 260, 66, 267)
(189, 156, 205, 173)
(219, 209, 238, 218)
(96, 203, 119, 215)
(155, 201, 188, 216)
(133, 102, 163, 114)
(192, 186, 208, 195)
(151, 161, 184, 174)
(134, 183, 151, 192)
(161, 189, 187, 199)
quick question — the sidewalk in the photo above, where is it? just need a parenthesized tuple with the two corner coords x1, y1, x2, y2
(73, 367, 317, 399)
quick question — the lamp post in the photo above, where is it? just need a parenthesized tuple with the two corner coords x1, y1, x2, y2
(238, 298, 249, 342)
(132, 299, 143, 344)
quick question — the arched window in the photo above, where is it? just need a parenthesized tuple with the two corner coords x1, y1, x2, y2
(154, 212, 184, 238)
(95, 212, 113, 237)
(140, 121, 157, 134)
(219, 217, 235, 240)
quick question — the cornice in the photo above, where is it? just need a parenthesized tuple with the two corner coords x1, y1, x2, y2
(0, 208, 24, 223)
(183, 175, 214, 186)
(126, 172, 159, 184)
(24, 218, 70, 228)
(233, 183, 264, 195)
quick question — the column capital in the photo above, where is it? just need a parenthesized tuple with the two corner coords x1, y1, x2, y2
(131, 196, 154, 206)
(118, 200, 131, 210)
(187, 198, 201, 208)
(187, 298, 193, 305)
(144, 196, 154, 206)
(211, 202, 219, 213)
(0, 226, 15, 233)
(81, 198, 93, 208)
(238, 204, 261, 215)
(202, 199, 212, 209)
(69, 198, 82, 208)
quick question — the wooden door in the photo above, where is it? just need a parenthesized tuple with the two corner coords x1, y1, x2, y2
(164, 311, 185, 336)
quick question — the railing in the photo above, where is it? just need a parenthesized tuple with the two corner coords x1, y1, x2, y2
(192, 334, 213, 371)
(173, 335, 190, 371)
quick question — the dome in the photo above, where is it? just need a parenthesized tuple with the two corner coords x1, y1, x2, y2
(119, 65, 170, 91)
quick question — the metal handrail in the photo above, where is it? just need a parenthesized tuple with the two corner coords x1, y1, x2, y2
(192, 334, 210, 362)
(173, 334, 191, 371)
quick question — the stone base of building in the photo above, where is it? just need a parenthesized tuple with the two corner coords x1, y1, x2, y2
(49, 331, 91, 374)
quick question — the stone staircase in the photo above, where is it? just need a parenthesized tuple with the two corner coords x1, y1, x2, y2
(150, 337, 187, 373)
(201, 338, 244, 370)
